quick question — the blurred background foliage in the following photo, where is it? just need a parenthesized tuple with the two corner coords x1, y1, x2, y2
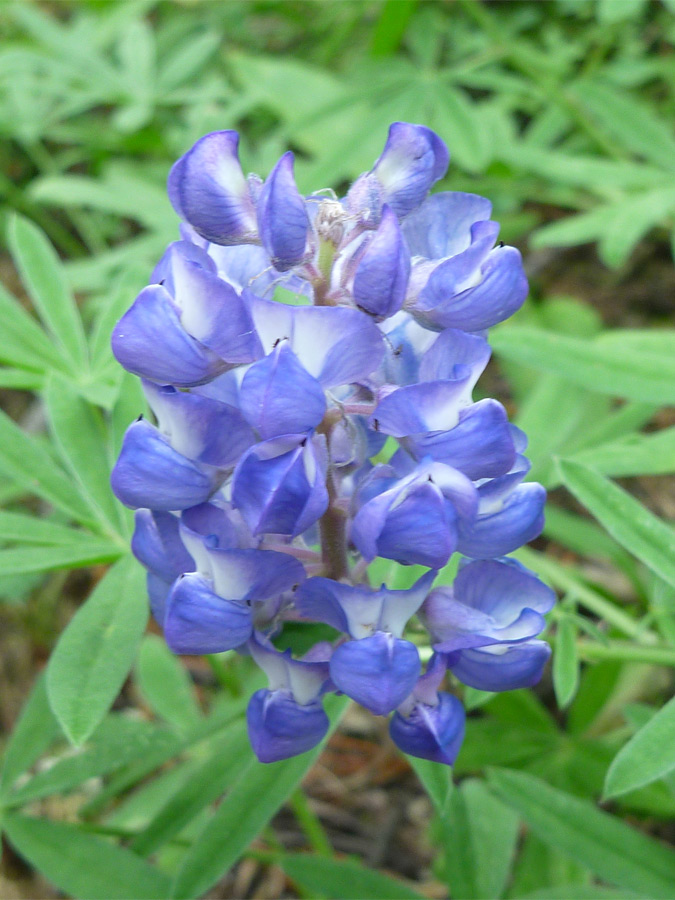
(0, 1, 675, 899)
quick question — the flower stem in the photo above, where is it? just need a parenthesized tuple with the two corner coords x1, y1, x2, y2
(288, 788, 334, 857)
(577, 640, 675, 667)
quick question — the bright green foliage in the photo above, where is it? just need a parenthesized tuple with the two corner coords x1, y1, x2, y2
(0, 1, 674, 898)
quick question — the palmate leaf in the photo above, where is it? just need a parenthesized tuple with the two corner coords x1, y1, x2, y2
(47, 556, 147, 745)
(0, 282, 68, 373)
(408, 759, 519, 900)
(3, 716, 176, 808)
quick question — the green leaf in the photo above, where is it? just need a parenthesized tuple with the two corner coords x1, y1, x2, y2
(444, 779, 520, 900)
(4, 717, 176, 807)
(570, 80, 675, 171)
(520, 884, 634, 899)
(3, 814, 170, 900)
(0, 510, 104, 546)
(0, 369, 44, 391)
(135, 634, 202, 732)
(0, 673, 59, 796)
(130, 722, 252, 857)
(604, 696, 675, 799)
(0, 408, 99, 526)
(491, 327, 675, 404)
(407, 755, 453, 816)
(563, 428, 675, 480)
(488, 768, 675, 898)
(280, 854, 425, 899)
(553, 617, 580, 709)
(0, 541, 123, 575)
(7, 214, 88, 369)
(370, 0, 417, 58)
(557, 459, 675, 589)
(0, 282, 67, 372)
(47, 556, 148, 745)
(45, 372, 123, 533)
(598, 188, 675, 267)
(170, 695, 350, 899)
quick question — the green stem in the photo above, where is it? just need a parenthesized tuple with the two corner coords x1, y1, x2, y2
(289, 788, 334, 858)
(578, 640, 675, 667)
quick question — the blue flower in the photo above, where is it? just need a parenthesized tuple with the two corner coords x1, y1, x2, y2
(111, 121, 551, 767)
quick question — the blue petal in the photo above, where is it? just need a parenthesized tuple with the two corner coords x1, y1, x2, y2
(407, 400, 516, 480)
(412, 245, 528, 333)
(232, 435, 328, 537)
(250, 298, 386, 387)
(457, 483, 546, 559)
(164, 573, 252, 654)
(353, 205, 410, 318)
(455, 558, 555, 620)
(418, 328, 491, 385)
(370, 379, 473, 437)
(257, 151, 309, 272)
(111, 419, 216, 511)
(415, 219, 499, 301)
(389, 692, 465, 765)
(180, 502, 244, 555)
(131, 509, 194, 583)
(166, 247, 263, 363)
(112, 285, 221, 386)
(296, 569, 436, 640)
(372, 483, 458, 568)
(205, 547, 305, 602)
(351, 123, 449, 219)
(447, 640, 551, 692)
(247, 689, 329, 763)
(402, 192, 493, 259)
(146, 572, 173, 625)
(330, 633, 421, 715)
(239, 343, 326, 439)
(143, 382, 255, 468)
(167, 131, 258, 245)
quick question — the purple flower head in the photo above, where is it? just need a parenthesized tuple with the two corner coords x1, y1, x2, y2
(110, 121, 550, 767)
(168, 131, 258, 245)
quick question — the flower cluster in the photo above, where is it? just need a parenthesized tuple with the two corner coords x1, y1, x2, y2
(111, 123, 554, 765)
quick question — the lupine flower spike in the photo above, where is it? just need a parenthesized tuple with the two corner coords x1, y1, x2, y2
(112, 123, 552, 765)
